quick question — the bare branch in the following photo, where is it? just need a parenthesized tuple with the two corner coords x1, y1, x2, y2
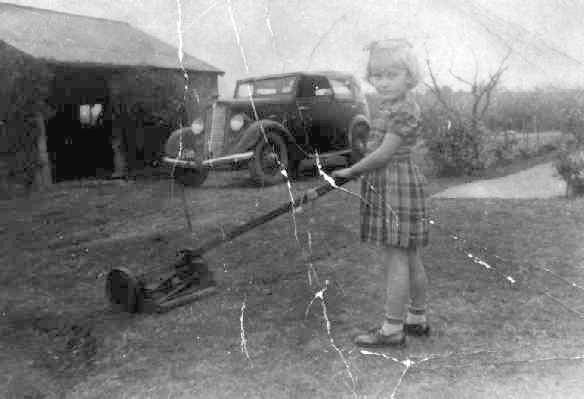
(478, 50, 511, 119)
(478, 69, 505, 119)
(449, 69, 473, 88)
(479, 87, 493, 121)
(479, 51, 510, 97)
(471, 49, 479, 89)
(425, 59, 462, 120)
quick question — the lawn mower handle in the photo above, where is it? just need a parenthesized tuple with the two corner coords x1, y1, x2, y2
(183, 176, 351, 257)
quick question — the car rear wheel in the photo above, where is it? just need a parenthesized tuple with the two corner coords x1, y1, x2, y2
(173, 167, 209, 187)
(249, 131, 289, 185)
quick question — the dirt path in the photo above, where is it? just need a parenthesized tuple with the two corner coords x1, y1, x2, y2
(432, 162, 567, 199)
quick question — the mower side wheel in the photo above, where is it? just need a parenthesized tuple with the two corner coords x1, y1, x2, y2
(105, 268, 142, 313)
(173, 167, 209, 187)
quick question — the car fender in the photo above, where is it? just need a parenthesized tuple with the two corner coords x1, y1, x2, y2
(164, 126, 205, 159)
(348, 115, 371, 146)
(232, 120, 297, 154)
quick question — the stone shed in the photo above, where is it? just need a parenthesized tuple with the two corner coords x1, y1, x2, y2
(0, 2, 223, 189)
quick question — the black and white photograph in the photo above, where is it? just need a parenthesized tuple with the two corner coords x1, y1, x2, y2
(1, 0, 583, 397)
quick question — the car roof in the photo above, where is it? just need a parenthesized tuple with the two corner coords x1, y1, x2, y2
(236, 70, 356, 83)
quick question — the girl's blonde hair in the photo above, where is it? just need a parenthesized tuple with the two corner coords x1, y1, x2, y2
(366, 39, 421, 88)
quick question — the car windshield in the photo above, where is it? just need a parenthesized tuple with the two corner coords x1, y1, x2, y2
(235, 76, 297, 98)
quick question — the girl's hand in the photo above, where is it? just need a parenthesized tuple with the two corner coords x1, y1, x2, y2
(332, 167, 354, 179)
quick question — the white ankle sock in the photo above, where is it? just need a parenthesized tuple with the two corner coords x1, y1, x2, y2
(381, 320, 403, 335)
(406, 312, 426, 324)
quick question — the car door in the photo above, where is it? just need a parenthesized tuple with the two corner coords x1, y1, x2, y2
(328, 77, 359, 149)
(295, 75, 336, 153)
(329, 78, 356, 125)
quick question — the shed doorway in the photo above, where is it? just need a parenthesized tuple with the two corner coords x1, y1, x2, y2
(46, 69, 114, 182)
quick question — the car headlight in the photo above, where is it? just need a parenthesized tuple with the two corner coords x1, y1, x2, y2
(191, 118, 204, 135)
(230, 114, 245, 132)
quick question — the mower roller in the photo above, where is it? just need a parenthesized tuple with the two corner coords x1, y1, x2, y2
(105, 176, 350, 314)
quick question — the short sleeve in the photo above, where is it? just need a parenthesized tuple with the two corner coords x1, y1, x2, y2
(366, 97, 421, 153)
(366, 117, 387, 152)
(370, 117, 387, 132)
(385, 101, 421, 139)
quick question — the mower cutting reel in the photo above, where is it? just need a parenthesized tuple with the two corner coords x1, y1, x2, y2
(105, 250, 217, 314)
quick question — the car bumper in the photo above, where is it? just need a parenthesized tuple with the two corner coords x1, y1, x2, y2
(163, 151, 254, 169)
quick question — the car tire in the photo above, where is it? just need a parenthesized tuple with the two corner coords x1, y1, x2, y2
(249, 131, 289, 185)
(349, 123, 370, 164)
(173, 167, 209, 187)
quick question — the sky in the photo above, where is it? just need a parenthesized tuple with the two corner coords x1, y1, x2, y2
(5, 0, 584, 97)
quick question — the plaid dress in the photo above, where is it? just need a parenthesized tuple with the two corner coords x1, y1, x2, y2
(360, 93, 429, 248)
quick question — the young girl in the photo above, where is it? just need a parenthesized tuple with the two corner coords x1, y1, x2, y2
(332, 39, 430, 347)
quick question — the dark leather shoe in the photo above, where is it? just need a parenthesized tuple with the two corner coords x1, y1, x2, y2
(404, 323, 430, 336)
(353, 328, 406, 348)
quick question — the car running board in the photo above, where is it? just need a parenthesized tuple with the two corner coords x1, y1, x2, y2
(306, 149, 352, 159)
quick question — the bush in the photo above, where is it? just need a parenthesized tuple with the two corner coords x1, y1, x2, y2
(538, 142, 560, 154)
(554, 134, 584, 196)
(554, 95, 584, 196)
(563, 103, 584, 145)
(0, 42, 54, 188)
(478, 131, 522, 168)
(422, 110, 485, 176)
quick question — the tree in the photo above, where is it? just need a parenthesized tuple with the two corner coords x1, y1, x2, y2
(423, 51, 510, 175)
(0, 42, 54, 190)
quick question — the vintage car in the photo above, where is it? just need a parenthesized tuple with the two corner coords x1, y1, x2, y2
(163, 71, 371, 186)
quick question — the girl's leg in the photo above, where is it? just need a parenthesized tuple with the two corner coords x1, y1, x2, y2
(405, 248, 430, 335)
(408, 247, 428, 314)
(382, 246, 410, 332)
(354, 245, 409, 347)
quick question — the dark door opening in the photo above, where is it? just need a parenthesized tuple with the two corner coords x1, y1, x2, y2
(47, 69, 113, 182)
(47, 103, 113, 182)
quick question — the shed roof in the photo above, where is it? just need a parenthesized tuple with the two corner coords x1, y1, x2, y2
(0, 2, 223, 74)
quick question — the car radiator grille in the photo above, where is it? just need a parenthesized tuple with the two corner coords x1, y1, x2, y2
(205, 104, 227, 158)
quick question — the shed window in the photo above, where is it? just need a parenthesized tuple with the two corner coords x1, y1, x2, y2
(80, 104, 103, 126)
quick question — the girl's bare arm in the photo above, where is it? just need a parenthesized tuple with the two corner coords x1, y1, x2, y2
(345, 132, 403, 177)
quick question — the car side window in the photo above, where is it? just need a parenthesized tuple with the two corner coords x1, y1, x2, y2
(329, 79, 354, 100)
(314, 77, 333, 96)
(297, 76, 332, 98)
(281, 76, 296, 93)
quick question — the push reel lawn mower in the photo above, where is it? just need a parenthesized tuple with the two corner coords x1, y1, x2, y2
(105, 177, 349, 314)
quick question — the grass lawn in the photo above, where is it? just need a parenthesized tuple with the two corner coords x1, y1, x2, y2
(1, 153, 583, 398)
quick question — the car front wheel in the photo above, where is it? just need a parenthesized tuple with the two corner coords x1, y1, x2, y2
(249, 131, 289, 185)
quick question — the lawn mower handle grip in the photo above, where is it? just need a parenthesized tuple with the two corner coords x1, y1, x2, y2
(185, 176, 352, 257)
